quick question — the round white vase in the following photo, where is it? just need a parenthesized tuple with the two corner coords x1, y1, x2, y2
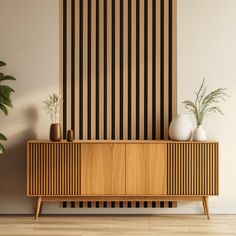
(193, 125, 206, 141)
(169, 114, 192, 141)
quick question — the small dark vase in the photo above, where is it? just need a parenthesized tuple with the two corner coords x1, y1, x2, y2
(67, 130, 74, 142)
(50, 123, 62, 141)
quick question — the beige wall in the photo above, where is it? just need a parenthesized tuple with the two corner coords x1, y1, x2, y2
(0, 0, 235, 214)
(178, 0, 236, 213)
(0, 0, 59, 213)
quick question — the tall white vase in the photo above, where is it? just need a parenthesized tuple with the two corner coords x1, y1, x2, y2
(169, 114, 192, 141)
(193, 125, 206, 141)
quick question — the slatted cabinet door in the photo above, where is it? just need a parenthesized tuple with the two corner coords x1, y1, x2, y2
(167, 142, 219, 195)
(126, 144, 167, 195)
(27, 142, 81, 196)
(81, 144, 126, 195)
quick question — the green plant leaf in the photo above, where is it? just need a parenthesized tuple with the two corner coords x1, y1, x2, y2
(0, 103, 8, 115)
(0, 75, 16, 81)
(0, 85, 15, 93)
(0, 143, 5, 154)
(0, 133, 7, 141)
(0, 85, 15, 100)
(0, 61, 6, 67)
(0, 95, 12, 107)
(0, 59, 15, 119)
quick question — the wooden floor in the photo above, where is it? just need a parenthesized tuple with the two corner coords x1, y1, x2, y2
(0, 215, 236, 236)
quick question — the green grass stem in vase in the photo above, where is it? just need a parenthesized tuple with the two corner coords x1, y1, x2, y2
(183, 79, 228, 141)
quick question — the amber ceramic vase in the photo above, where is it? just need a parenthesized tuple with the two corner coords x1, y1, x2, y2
(49, 123, 62, 141)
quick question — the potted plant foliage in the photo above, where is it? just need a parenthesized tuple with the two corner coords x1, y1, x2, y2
(43, 93, 62, 141)
(183, 79, 228, 141)
(0, 60, 16, 154)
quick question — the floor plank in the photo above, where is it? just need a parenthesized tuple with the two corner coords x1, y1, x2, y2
(0, 215, 235, 236)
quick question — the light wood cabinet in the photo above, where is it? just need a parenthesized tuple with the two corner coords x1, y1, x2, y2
(81, 144, 126, 195)
(126, 144, 167, 195)
(27, 140, 219, 219)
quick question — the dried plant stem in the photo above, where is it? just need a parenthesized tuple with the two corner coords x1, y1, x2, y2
(43, 94, 62, 123)
(183, 79, 228, 126)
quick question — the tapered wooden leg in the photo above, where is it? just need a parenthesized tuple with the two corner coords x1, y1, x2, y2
(39, 199, 43, 215)
(35, 197, 42, 220)
(202, 197, 206, 214)
(203, 196, 210, 220)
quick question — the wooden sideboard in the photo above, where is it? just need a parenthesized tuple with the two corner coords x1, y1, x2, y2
(27, 140, 219, 219)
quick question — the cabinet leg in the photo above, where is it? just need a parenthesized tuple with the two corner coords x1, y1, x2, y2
(39, 199, 43, 215)
(35, 197, 42, 220)
(203, 196, 210, 220)
(202, 198, 206, 214)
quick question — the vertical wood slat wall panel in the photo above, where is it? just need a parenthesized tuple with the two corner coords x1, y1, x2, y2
(61, 0, 176, 140)
(167, 143, 219, 195)
(27, 143, 81, 196)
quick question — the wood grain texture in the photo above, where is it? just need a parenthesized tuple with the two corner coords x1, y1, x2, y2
(126, 144, 167, 195)
(27, 141, 219, 197)
(81, 144, 126, 195)
(40, 195, 209, 201)
(167, 142, 219, 195)
(28, 140, 219, 144)
(203, 196, 210, 220)
(35, 197, 42, 220)
(2, 215, 235, 235)
(27, 142, 81, 196)
(27, 140, 218, 219)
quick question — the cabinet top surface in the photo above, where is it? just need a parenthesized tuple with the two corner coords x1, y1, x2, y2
(28, 140, 218, 144)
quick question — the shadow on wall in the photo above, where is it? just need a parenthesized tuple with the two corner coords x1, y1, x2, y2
(0, 106, 38, 210)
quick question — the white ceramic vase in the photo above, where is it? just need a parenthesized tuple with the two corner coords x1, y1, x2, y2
(169, 114, 192, 141)
(193, 125, 206, 141)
